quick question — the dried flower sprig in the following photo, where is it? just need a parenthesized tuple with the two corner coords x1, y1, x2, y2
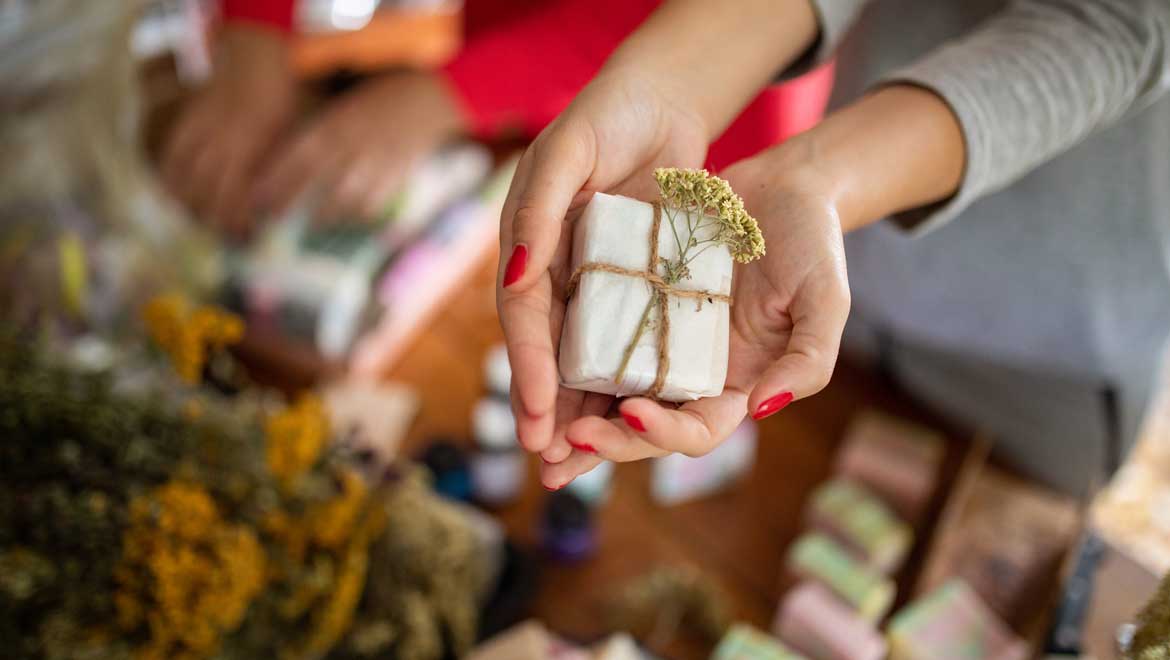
(654, 167, 765, 264)
(611, 170, 764, 389)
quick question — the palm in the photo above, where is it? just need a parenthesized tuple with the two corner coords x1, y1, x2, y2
(724, 168, 849, 400)
(499, 71, 711, 461)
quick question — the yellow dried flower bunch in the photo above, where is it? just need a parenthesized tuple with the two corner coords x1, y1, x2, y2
(142, 294, 244, 384)
(265, 393, 330, 490)
(654, 167, 766, 264)
(115, 481, 266, 660)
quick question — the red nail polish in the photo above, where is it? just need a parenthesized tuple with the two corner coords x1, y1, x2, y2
(568, 439, 597, 454)
(752, 391, 794, 420)
(502, 244, 528, 287)
(543, 482, 563, 491)
(621, 412, 646, 432)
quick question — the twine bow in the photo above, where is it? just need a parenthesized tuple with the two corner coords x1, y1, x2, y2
(565, 202, 732, 399)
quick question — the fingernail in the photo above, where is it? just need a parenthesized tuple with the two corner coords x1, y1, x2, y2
(503, 244, 528, 287)
(543, 482, 563, 491)
(752, 391, 794, 420)
(568, 439, 597, 454)
(621, 412, 646, 432)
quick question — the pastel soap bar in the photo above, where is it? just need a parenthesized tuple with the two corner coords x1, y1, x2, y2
(887, 580, 1028, 660)
(558, 193, 733, 402)
(712, 624, 808, 660)
(773, 581, 887, 660)
(806, 478, 913, 574)
(786, 533, 895, 623)
(834, 410, 943, 523)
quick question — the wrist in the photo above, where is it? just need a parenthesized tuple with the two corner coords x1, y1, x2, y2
(776, 85, 966, 233)
(603, 0, 819, 141)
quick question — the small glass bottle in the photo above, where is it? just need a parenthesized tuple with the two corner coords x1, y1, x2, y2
(539, 490, 596, 562)
(470, 397, 525, 506)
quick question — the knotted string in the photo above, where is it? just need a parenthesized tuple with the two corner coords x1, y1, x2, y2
(564, 202, 731, 399)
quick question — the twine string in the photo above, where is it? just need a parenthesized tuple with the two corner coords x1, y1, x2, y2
(564, 202, 731, 398)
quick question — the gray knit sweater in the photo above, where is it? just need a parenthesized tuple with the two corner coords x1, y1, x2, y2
(805, 0, 1170, 491)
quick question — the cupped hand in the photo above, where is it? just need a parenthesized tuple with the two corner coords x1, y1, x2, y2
(495, 67, 713, 464)
(162, 26, 296, 237)
(509, 144, 853, 489)
(252, 71, 466, 223)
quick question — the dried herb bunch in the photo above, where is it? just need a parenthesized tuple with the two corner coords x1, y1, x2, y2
(605, 564, 730, 648)
(0, 301, 485, 660)
(1130, 571, 1170, 660)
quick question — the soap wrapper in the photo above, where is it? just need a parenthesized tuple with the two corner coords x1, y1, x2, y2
(558, 192, 733, 402)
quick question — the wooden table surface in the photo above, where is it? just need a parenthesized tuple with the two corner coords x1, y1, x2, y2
(386, 258, 972, 659)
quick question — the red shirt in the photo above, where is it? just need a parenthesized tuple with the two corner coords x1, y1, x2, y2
(221, 0, 833, 171)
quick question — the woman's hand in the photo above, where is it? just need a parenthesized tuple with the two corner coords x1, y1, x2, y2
(252, 71, 467, 222)
(162, 26, 296, 237)
(495, 66, 714, 463)
(535, 149, 852, 489)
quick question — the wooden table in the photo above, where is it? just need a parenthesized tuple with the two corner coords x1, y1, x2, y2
(386, 259, 972, 659)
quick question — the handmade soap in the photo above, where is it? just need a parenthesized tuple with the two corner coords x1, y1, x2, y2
(558, 192, 733, 402)
(886, 580, 1028, 660)
(834, 409, 944, 523)
(786, 532, 895, 623)
(773, 581, 887, 660)
(806, 478, 913, 574)
(712, 623, 807, 660)
(917, 467, 1077, 629)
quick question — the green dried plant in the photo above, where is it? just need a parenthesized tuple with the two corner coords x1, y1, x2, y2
(0, 329, 486, 660)
(1131, 571, 1170, 660)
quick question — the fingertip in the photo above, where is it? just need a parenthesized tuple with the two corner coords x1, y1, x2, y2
(749, 389, 794, 421)
(515, 407, 553, 454)
(540, 436, 573, 464)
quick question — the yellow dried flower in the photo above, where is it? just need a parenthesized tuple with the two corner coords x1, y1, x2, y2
(299, 491, 386, 660)
(142, 294, 244, 384)
(654, 168, 766, 263)
(266, 393, 330, 489)
(115, 481, 266, 659)
(310, 469, 368, 550)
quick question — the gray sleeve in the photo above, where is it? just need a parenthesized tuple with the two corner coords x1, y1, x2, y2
(784, 0, 871, 77)
(885, 0, 1170, 234)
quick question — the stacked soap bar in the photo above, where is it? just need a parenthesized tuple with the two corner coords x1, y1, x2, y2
(886, 580, 1028, 660)
(712, 624, 808, 660)
(786, 532, 895, 623)
(919, 467, 1078, 630)
(558, 193, 733, 402)
(806, 478, 913, 574)
(773, 581, 887, 660)
(834, 409, 943, 524)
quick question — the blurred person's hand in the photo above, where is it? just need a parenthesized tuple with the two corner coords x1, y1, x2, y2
(162, 26, 297, 237)
(251, 71, 467, 222)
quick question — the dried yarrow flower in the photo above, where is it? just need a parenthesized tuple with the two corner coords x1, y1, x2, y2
(654, 168, 766, 264)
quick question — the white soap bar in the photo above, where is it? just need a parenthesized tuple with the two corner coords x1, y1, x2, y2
(558, 192, 732, 402)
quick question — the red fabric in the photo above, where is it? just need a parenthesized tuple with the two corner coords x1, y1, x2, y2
(220, 0, 835, 164)
(441, 0, 660, 138)
(708, 60, 836, 172)
(221, 0, 294, 32)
